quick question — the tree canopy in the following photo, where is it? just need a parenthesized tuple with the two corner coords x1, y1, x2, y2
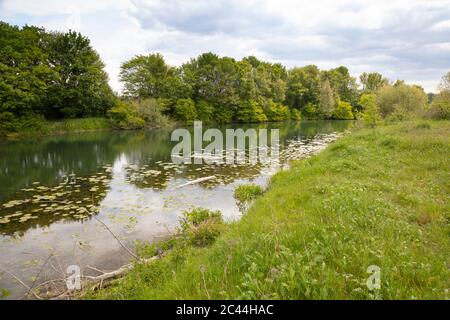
(0, 22, 115, 121)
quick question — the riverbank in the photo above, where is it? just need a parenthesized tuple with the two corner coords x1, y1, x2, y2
(87, 120, 449, 300)
(1, 117, 113, 139)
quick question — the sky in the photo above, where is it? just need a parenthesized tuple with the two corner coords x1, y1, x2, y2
(1, 0, 449, 93)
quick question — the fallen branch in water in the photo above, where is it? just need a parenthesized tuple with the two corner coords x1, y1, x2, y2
(175, 175, 216, 189)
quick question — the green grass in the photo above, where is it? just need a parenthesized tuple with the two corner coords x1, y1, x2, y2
(90, 120, 449, 300)
(46, 117, 111, 134)
(234, 184, 264, 203)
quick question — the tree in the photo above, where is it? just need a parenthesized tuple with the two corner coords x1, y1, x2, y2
(360, 72, 389, 93)
(120, 53, 190, 101)
(359, 93, 380, 127)
(318, 79, 335, 118)
(181, 53, 239, 114)
(285, 65, 321, 111)
(0, 23, 55, 117)
(0, 23, 114, 121)
(44, 30, 115, 118)
(322, 66, 359, 106)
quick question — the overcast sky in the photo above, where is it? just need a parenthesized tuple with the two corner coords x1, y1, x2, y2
(1, 0, 449, 92)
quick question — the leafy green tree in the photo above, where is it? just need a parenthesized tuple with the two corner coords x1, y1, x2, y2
(285, 65, 321, 111)
(107, 101, 145, 129)
(360, 72, 389, 93)
(120, 53, 190, 100)
(333, 100, 354, 120)
(182, 53, 239, 115)
(44, 30, 115, 118)
(0, 23, 55, 117)
(319, 79, 335, 118)
(322, 66, 359, 106)
(359, 93, 380, 127)
(174, 98, 197, 124)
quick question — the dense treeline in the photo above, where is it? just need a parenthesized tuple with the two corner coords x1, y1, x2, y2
(114, 52, 449, 128)
(1, 22, 449, 136)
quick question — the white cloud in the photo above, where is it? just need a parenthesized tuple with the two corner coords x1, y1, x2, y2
(1, 0, 449, 92)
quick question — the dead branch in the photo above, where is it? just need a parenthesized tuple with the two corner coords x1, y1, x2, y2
(175, 175, 216, 189)
(26, 253, 53, 298)
(46, 255, 161, 299)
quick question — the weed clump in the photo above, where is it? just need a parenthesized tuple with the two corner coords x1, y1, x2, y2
(180, 208, 224, 246)
(234, 184, 264, 203)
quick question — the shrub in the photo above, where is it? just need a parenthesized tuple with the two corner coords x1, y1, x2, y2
(107, 101, 145, 130)
(133, 98, 171, 128)
(265, 101, 290, 121)
(333, 101, 354, 120)
(302, 102, 317, 119)
(290, 108, 302, 121)
(174, 98, 197, 124)
(179, 208, 224, 246)
(0, 112, 47, 136)
(376, 84, 427, 118)
(234, 184, 264, 203)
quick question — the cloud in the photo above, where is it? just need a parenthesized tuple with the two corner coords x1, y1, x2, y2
(0, 0, 449, 92)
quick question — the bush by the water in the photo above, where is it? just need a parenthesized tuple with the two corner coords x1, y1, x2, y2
(107, 99, 171, 130)
(333, 101, 354, 120)
(179, 208, 224, 246)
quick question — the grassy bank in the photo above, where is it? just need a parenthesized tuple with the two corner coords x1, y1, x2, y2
(1, 117, 112, 139)
(91, 120, 449, 300)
